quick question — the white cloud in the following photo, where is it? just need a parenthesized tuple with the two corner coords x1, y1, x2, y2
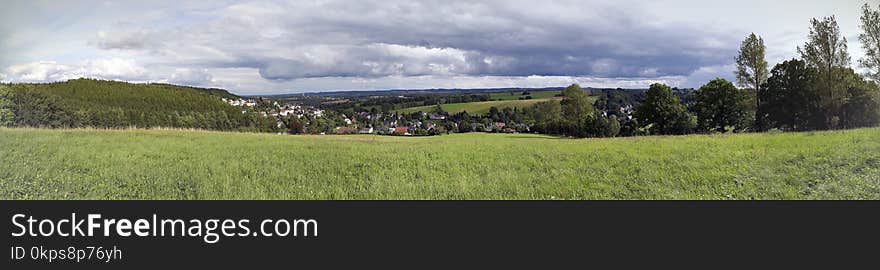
(4, 58, 149, 82)
(5, 61, 74, 82)
(170, 68, 213, 86)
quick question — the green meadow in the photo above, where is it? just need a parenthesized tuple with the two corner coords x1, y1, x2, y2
(1, 127, 878, 199)
(488, 90, 561, 100)
(397, 97, 561, 114)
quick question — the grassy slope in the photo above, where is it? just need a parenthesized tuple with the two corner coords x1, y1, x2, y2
(397, 97, 562, 114)
(1, 128, 878, 199)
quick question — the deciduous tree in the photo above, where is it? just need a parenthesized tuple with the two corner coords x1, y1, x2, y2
(735, 33, 768, 111)
(693, 78, 751, 133)
(798, 16, 851, 129)
(634, 83, 694, 135)
(560, 84, 594, 124)
(860, 3, 880, 81)
(759, 59, 823, 131)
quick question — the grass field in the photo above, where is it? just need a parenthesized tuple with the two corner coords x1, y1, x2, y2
(488, 90, 561, 100)
(397, 97, 563, 114)
(1, 127, 878, 199)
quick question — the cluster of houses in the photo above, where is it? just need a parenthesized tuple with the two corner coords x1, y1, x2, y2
(221, 97, 258, 107)
(330, 111, 529, 136)
(616, 104, 635, 119)
(222, 96, 326, 129)
(222, 96, 534, 136)
(270, 104, 324, 119)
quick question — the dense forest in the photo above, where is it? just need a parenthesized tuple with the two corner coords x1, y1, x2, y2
(0, 79, 278, 132)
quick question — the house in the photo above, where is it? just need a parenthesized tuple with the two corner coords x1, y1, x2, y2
(359, 127, 374, 134)
(394, 127, 410, 135)
(428, 113, 446, 120)
(494, 122, 506, 128)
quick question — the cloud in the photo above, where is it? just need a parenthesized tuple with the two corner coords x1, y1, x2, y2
(255, 43, 475, 80)
(5, 61, 74, 82)
(78, 0, 738, 83)
(1, 0, 866, 93)
(4, 58, 149, 82)
(206, 67, 689, 94)
(94, 30, 162, 51)
(170, 68, 213, 86)
(680, 64, 737, 88)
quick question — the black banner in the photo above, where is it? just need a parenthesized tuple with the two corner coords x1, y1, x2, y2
(3, 201, 879, 268)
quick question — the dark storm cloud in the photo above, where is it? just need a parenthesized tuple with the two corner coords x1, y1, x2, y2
(89, 0, 739, 81)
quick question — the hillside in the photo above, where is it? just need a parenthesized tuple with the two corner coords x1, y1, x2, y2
(1, 127, 877, 199)
(4, 79, 276, 131)
(10, 78, 240, 113)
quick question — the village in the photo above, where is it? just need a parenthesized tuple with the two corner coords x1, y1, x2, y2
(221, 96, 533, 136)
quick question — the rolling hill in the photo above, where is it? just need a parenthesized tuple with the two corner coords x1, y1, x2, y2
(4, 78, 276, 131)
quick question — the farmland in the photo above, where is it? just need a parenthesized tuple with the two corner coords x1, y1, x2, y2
(488, 90, 561, 100)
(1, 127, 877, 200)
(397, 97, 562, 114)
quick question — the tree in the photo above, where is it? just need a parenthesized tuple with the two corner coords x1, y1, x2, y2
(583, 115, 609, 137)
(532, 100, 561, 123)
(693, 78, 751, 133)
(860, 3, 880, 81)
(735, 33, 769, 112)
(798, 16, 851, 129)
(633, 83, 694, 135)
(288, 117, 305, 134)
(0, 85, 14, 127)
(759, 59, 823, 131)
(618, 117, 640, 137)
(607, 117, 620, 137)
(839, 68, 880, 128)
(530, 100, 562, 134)
(560, 84, 594, 124)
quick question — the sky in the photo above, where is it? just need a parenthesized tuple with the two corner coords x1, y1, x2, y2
(0, 0, 869, 94)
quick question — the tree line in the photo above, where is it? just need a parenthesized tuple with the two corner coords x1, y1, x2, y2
(529, 6, 880, 138)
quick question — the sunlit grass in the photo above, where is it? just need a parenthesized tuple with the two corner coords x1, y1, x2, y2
(1, 127, 878, 199)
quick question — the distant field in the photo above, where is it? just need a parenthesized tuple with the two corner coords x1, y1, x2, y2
(1, 128, 878, 199)
(488, 90, 561, 100)
(397, 97, 562, 114)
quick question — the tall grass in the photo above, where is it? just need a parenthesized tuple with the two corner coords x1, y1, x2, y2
(1, 127, 878, 199)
